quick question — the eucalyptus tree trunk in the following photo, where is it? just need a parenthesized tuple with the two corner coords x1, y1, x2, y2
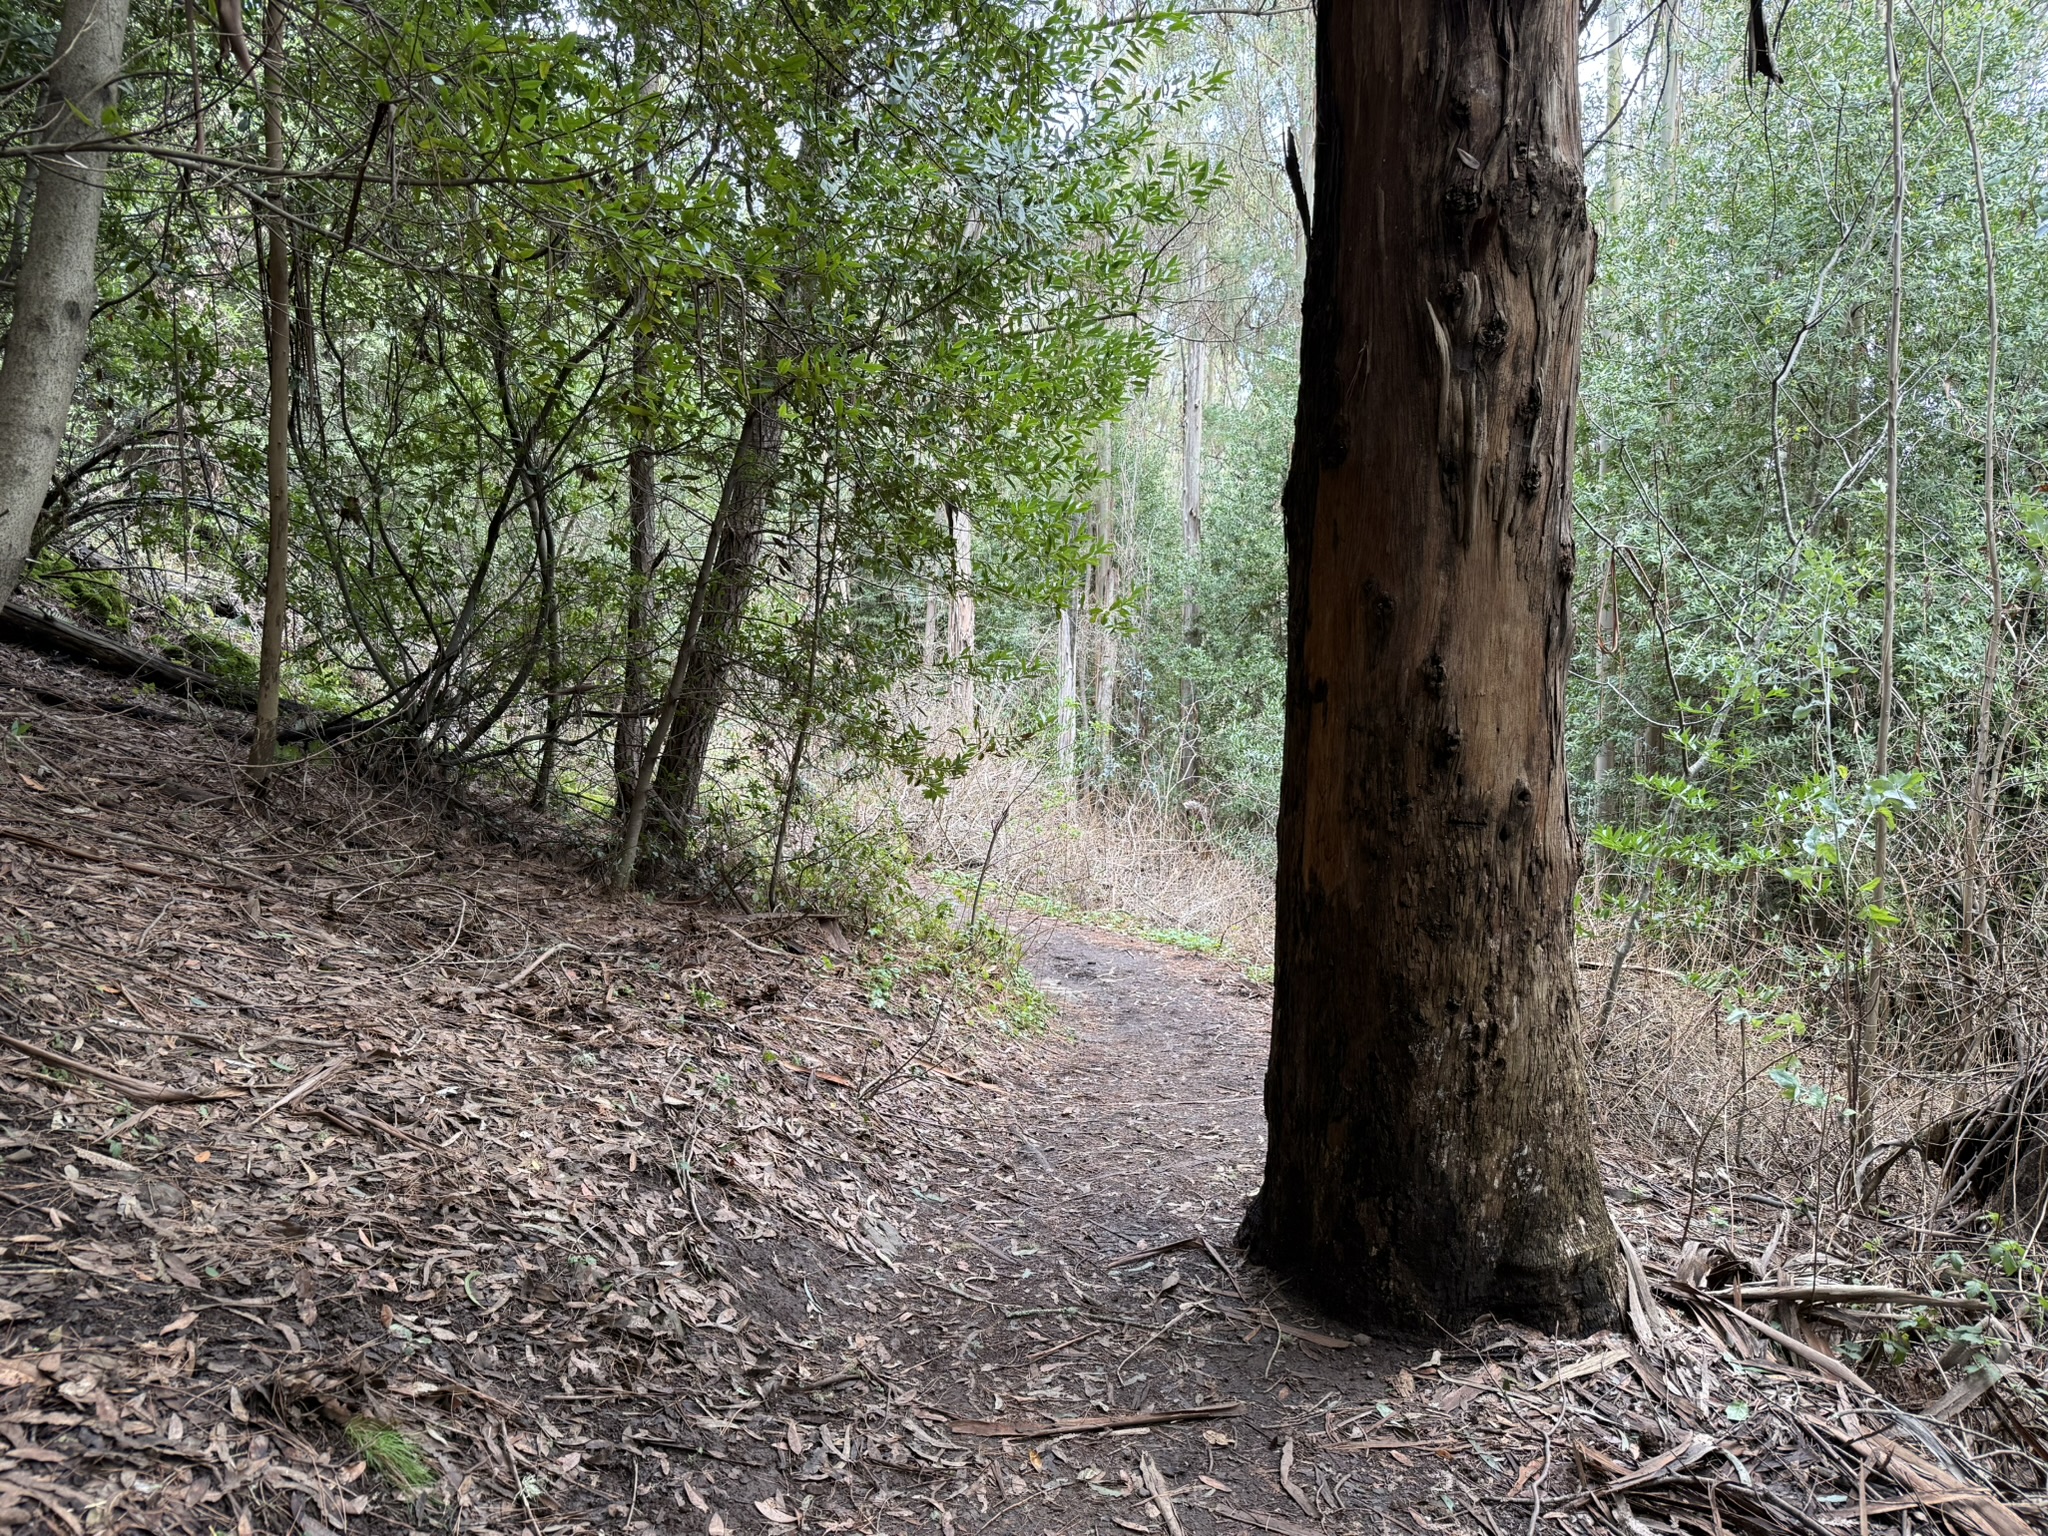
(1088, 434, 1118, 775)
(1240, 0, 1621, 1333)
(945, 502, 975, 734)
(1590, 552, 1616, 903)
(249, 0, 291, 769)
(1056, 601, 1078, 786)
(0, 0, 131, 606)
(1657, 2, 1682, 162)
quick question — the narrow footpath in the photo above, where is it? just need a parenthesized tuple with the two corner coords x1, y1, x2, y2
(841, 923, 1428, 1536)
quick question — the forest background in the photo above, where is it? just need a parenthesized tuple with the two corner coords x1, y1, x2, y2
(2, 0, 2041, 1202)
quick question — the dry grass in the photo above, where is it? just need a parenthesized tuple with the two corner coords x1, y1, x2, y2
(1579, 920, 2048, 1287)
(891, 754, 1276, 963)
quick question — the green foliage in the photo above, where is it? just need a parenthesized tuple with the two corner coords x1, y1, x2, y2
(972, 12, 1307, 854)
(29, 554, 128, 632)
(1, 0, 1218, 900)
(163, 632, 257, 690)
(1551, 0, 2048, 1048)
(345, 1417, 436, 1491)
(860, 891, 1053, 1035)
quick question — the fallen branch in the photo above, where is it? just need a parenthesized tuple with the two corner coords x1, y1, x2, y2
(1703, 1283, 1990, 1313)
(948, 1402, 1243, 1440)
(1323, 1436, 1456, 1455)
(1106, 1234, 1206, 1268)
(1140, 1453, 1185, 1536)
(310, 1103, 440, 1155)
(1022, 1328, 1102, 1363)
(780, 1060, 855, 1089)
(1106, 1232, 1253, 1308)
(493, 940, 576, 992)
(0, 1026, 229, 1104)
(0, 825, 246, 894)
(252, 1052, 375, 1126)
(1214, 1506, 1319, 1536)
(1218, 1306, 1353, 1349)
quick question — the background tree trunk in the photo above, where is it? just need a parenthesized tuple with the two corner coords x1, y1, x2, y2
(249, 0, 291, 769)
(0, 0, 132, 605)
(945, 501, 975, 736)
(1089, 432, 1117, 778)
(1241, 0, 1622, 1334)
(1590, 552, 1616, 903)
(614, 339, 658, 812)
(648, 395, 784, 844)
(1176, 265, 1205, 800)
(1056, 602, 1078, 786)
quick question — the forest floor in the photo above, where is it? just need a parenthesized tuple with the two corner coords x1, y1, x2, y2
(0, 642, 2045, 1536)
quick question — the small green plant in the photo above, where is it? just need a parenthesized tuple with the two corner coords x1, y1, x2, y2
(1137, 926, 1223, 954)
(288, 659, 364, 713)
(1990, 1238, 2038, 1279)
(1765, 1058, 1828, 1110)
(994, 965, 1056, 1035)
(1840, 1329, 1911, 1368)
(346, 1416, 436, 1490)
(865, 962, 900, 1012)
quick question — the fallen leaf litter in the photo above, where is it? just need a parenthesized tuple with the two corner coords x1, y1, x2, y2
(0, 647, 2042, 1535)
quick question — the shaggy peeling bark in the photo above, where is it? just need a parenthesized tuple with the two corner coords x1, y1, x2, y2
(0, 0, 131, 605)
(1240, 0, 1622, 1333)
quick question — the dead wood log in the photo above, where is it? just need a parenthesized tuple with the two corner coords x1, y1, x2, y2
(1863, 1064, 2048, 1216)
(0, 595, 258, 709)
(0, 595, 356, 743)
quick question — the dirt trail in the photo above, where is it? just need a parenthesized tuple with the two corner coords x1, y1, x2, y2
(848, 922, 1422, 1536)
(1016, 925, 1270, 1252)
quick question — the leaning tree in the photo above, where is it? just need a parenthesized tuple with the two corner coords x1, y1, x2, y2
(1239, 0, 1623, 1332)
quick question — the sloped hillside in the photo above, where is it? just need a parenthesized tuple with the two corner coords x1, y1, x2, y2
(0, 642, 1039, 1534)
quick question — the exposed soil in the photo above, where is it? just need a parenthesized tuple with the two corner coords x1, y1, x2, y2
(1, 644, 2045, 1536)
(861, 920, 1423, 1536)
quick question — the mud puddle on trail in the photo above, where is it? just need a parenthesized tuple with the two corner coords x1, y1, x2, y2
(854, 922, 1430, 1536)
